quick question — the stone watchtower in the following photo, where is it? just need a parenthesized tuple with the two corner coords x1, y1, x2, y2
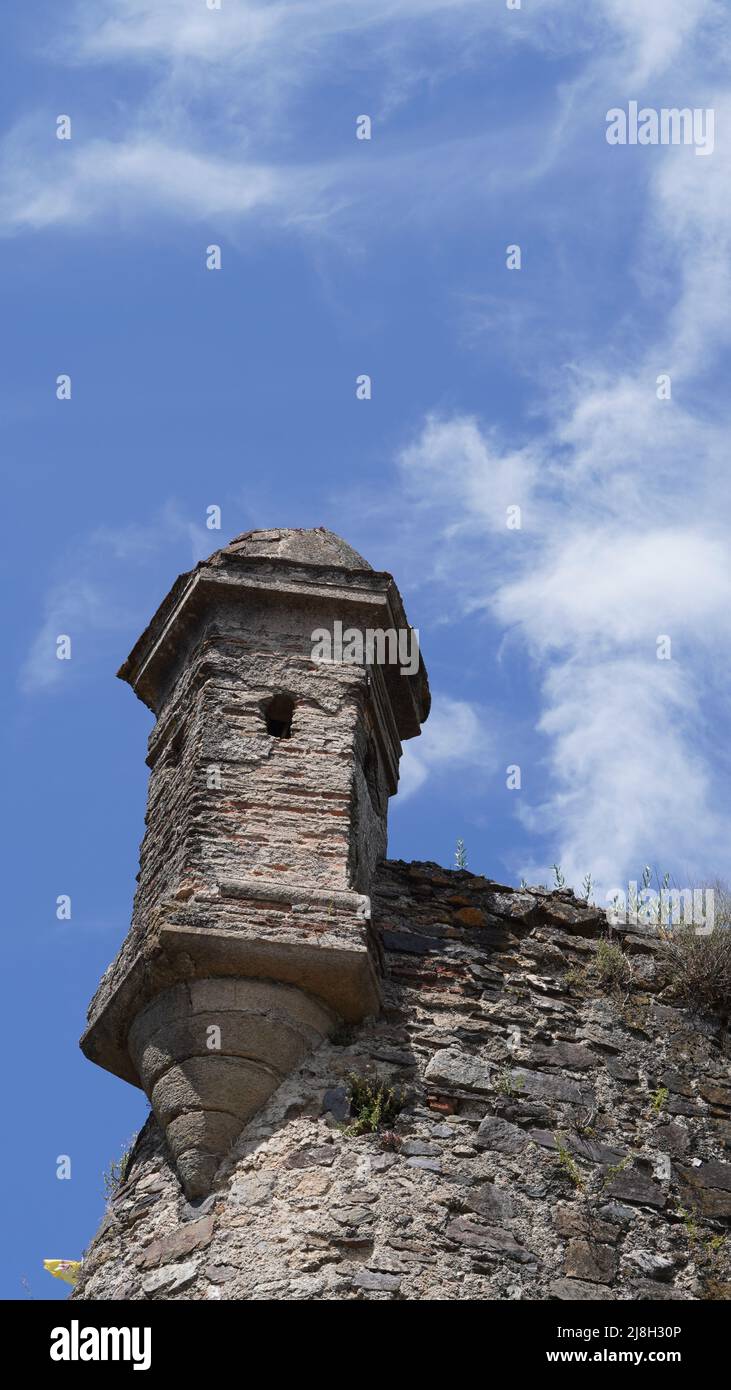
(81, 528, 430, 1199)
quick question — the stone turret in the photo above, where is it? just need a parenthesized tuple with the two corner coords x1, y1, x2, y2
(80, 527, 430, 1198)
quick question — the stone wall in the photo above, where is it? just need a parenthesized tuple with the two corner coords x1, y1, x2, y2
(73, 861, 731, 1302)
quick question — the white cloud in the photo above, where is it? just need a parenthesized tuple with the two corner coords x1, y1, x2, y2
(521, 657, 721, 899)
(20, 504, 212, 695)
(74, 0, 716, 81)
(93, 502, 211, 564)
(1, 0, 719, 237)
(394, 376, 731, 894)
(57, 0, 535, 156)
(0, 127, 319, 233)
(72, 0, 490, 62)
(387, 38, 731, 893)
(397, 695, 495, 802)
(12, 0, 731, 896)
(399, 416, 538, 537)
(20, 580, 121, 695)
(496, 529, 731, 653)
(598, 0, 721, 84)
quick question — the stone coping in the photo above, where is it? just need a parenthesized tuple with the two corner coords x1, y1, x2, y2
(117, 560, 430, 734)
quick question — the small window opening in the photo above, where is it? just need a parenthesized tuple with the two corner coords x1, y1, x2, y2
(265, 694, 294, 739)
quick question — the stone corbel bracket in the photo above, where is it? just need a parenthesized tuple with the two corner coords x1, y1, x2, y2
(81, 879, 381, 1087)
(80, 880, 381, 1197)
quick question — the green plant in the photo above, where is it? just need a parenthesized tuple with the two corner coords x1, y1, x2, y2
(690, 1224, 728, 1298)
(493, 1065, 524, 1099)
(103, 1134, 137, 1202)
(581, 873, 594, 903)
(344, 1073, 403, 1136)
(564, 965, 587, 990)
(676, 1203, 699, 1246)
(594, 938, 632, 990)
(575, 1106, 598, 1138)
(608, 864, 671, 928)
(554, 1133, 584, 1191)
(602, 1155, 632, 1188)
(660, 924, 731, 1027)
(618, 996, 647, 1029)
(650, 1085, 669, 1116)
(455, 839, 468, 870)
(552, 863, 566, 890)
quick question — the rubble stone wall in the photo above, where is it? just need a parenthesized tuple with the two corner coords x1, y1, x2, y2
(73, 861, 731, 1302)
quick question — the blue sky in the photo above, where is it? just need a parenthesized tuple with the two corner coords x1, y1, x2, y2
(2, 0, 730, 1299)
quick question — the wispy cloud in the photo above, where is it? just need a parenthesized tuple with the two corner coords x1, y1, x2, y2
(70, 0, 493, 62)
(598, 0, 724, 85)
(72, 0, 719, 82)
(20, 503, 210, 695)
(397, 694, 496, 803)
(13, 0, 731, 899)
(20, 579, 125, 695)
(7, 0, 718, 237)
(0, 124, 323, 233)
(382, 46, 731, 895)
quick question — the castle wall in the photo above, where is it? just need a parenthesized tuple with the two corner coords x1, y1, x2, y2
(73, 862, 731, 1302)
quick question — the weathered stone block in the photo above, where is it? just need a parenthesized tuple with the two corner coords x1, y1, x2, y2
(605, 1170, 666, 1209)
(424, 1049, 493, 1094)
(141, 1260, 199, 1296)
(352, 1270, 401, 1293)
(626, 1249, 675, 1281)
(446, 1218, 534, 1264)
(475, 1116, 527, 1155)
(139, 1217, 214, 1270)
(529, 1042, 596, 1072)
(564, 1239, 617, 1284)
(549, 1278, 616, 1301)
